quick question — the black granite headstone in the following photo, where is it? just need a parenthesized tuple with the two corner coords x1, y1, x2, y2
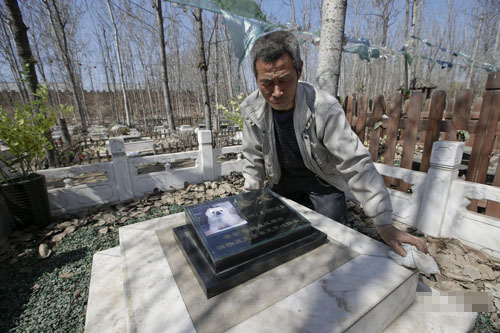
(173, 189, 327, 298)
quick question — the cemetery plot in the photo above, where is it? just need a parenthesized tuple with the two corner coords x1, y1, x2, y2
(175, 189, 327, 298)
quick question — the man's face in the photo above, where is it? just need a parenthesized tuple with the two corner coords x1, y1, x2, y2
(255, 53, 302, 111)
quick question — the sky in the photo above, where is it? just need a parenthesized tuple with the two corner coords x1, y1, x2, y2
(0, 0, 490, 92)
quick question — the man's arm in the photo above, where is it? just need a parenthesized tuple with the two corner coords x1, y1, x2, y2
(318, 99, 428, 255)
(241, 114, 266, 190)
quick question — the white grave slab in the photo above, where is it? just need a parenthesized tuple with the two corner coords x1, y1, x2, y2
(84, 201, 477, 332)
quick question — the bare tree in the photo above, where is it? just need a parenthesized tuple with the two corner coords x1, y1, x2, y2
(317, 0, 347, 97)
(0, 11, 27, 102)
(193, 8, 212, 130)
(42, 0, 88, 132)
(467, 0, 487, 89)
(106, 0, 131, 126)
(153, 0, 175, 131)
(4, 0, 37, 96)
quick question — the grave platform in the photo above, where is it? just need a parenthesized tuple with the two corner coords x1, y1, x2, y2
(84, 197, 477, 332)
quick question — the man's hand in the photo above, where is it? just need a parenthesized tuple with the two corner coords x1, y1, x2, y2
(376, 225, 428, 257)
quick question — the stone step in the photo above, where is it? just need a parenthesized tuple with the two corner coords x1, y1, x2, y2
(84, 246, 126, 333)
(85, 246, 477, 333)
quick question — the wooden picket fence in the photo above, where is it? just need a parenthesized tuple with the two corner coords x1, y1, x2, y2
(343, 72, 500, 216)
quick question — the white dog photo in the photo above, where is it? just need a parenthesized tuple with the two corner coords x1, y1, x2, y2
(204, 201, 247, 236)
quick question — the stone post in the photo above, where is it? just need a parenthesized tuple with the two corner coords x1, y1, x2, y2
(416, 141, 464, 237)
(108, 138, 134, 201)
(198, 130, 215, 181)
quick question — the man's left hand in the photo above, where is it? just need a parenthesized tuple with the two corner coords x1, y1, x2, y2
(376, 225, 428, 257)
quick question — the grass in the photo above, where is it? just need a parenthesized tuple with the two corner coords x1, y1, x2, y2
(0, 204, 183, 333)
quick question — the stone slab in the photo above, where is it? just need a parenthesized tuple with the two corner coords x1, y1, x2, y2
(183, 189, 315, 272)
(84, 247, 126, 333)
(85, 249, 479, 333)
(160, 225, 356, 332)
(172, 224, 328, 298)
(119, 218, 195, 333)
(281, 197, 390, 257)
(118, 207, 418, 332)
(227, 255, 419, 333)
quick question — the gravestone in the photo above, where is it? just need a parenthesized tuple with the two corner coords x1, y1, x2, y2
(175, 189, 327, 298)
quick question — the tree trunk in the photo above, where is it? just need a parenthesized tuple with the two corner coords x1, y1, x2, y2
(57, 118, 71, 149)
(0, 18, 28, 103)
(403, 0, 410, 90)
(43, 0, 88, 133)
(317, 0, 347, 97)
(493, 18, 500, 60)
(5, 0, 57, 167)
(214, 15, 220, 131)
(106, 0, 131, 126)
(193, 8, 212, 131)
(467, 2, 487, 89)
(380, 0, 390, 95)
(4, 0, 38, 98)
(409, 0, 421, 87)
(153, 0, 176, 131)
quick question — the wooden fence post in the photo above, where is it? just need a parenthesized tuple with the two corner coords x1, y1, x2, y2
(368, 95, 385, 161)
(420, 90, 447, 172)
(450, 89, 473, 141)
(355, 95, 368, 142)
(466, 72, 500, 184)
(418, 99, 432, 144)
(467, 72, 500, 213)
(465, 97, 483, 147)
(344, 94, 356, 126)
(397, 92, 423, 191)
(382, 93, 403, 186)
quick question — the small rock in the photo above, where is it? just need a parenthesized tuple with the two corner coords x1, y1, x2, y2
(437, 280, 461, 291)
(38, 243, 51, 258)
(98, 227, 109, 234)
(64, 226, 76, 234)
(51, 233, 65, 243)
(59, 272, 73, 279)
(73, 290, 81, 299)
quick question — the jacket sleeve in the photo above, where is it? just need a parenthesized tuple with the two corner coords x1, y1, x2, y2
(319, 99, 393, 226)
(242, 113, 266, 190)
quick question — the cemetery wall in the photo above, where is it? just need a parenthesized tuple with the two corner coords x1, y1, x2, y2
(37, 133, 500, 259)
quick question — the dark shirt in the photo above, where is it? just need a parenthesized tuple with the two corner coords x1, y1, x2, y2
(272, 108, 340, 195)
(272, 108, 315, 180)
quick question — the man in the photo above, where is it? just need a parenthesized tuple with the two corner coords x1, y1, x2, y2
(241, 30, 427, 257)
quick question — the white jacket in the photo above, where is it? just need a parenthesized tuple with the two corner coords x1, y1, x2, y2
(241, 81, 393, 226)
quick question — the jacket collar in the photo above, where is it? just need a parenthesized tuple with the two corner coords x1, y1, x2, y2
(244, 81, 313, 130)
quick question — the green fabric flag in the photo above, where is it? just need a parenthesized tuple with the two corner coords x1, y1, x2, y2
(167, 0, 265, 20)
(343, 44, 381, 62)
(221, 9, 270, 68)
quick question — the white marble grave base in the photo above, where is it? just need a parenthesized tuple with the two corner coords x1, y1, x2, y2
(84, 199, 477, 332)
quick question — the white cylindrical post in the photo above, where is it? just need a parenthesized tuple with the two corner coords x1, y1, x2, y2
(417, 141, 464, 236)
(109, 138, 134, 201)
(198, 130, 215, 181)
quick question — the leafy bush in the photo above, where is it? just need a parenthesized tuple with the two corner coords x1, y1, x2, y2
(0, 85, 70, 182)
(216, 93, 244, 131)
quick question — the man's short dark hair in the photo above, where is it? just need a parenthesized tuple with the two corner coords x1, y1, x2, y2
(250, 30, 302, 76)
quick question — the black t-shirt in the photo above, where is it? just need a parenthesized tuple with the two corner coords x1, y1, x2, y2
(272, 108, 340, 195)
